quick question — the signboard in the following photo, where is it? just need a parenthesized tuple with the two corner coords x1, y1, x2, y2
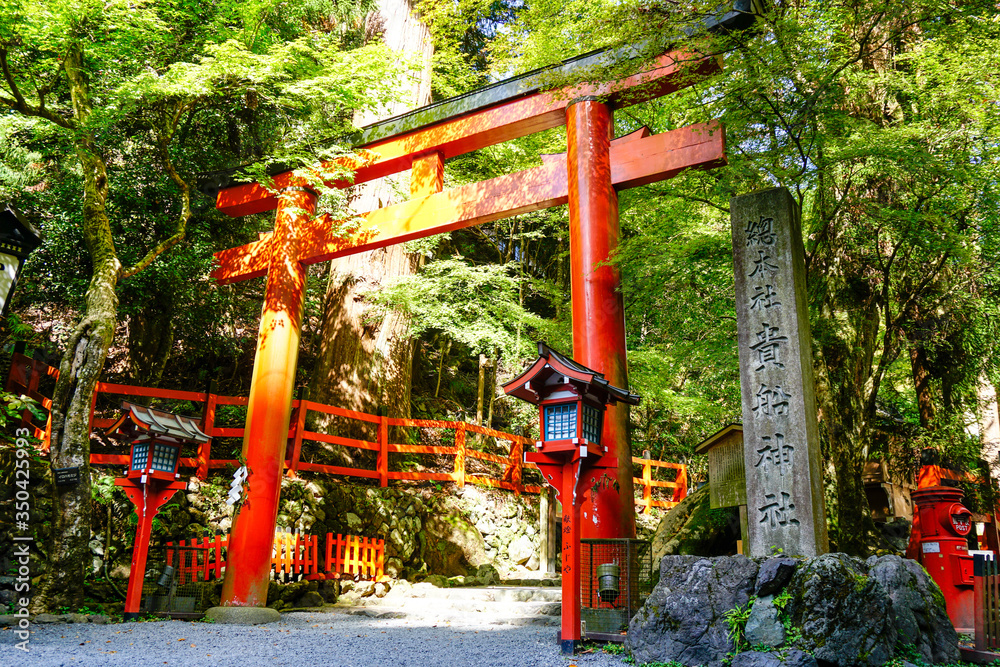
(53, 466, 81, 487)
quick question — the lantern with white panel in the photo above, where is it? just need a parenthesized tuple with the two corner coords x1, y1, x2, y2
(503, 342, 639, 654)
(0, 204, 42, 318)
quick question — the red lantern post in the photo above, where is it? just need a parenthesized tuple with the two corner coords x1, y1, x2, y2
(106, 403, 209, 620)
(502, 343, 640, 654)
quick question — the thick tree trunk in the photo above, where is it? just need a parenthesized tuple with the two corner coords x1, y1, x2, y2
(34, 151, 119, 614)
(32, 44, 122, 612)
(811, 262, 881, 556)
(309, 0, 432, 430)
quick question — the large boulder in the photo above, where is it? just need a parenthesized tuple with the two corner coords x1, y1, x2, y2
(627, 555, 759, 667)
(627, 553, 957, 667)
(866, 555, 959, 664)
(784, 553, 894, 666)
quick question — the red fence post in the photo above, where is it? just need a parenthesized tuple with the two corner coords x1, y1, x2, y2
(377, 410, 389, 487)
(454, 423, 467, 488)
(642, 450, 652, 514)
(197, 380, 217, 481)
(511, 438, 523, 496)
(673, 464, 688, 503)
(288, 389, 308, 476)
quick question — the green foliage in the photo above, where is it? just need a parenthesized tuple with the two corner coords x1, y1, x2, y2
(0, 390, 44, 441)
(374, 257, 551, 360)
(723, 597, 755, 653)
(602, 642, 626, 655)
(773, 589, 803, 646)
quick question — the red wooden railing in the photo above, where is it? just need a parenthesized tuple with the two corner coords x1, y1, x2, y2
(165, 530, 379, 585)
(633, 453, 688, 514)
(7, 351, 687, 508)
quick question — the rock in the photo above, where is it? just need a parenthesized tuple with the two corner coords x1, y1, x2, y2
(508, 534, 535, 565)
(89, 538, 105, 556)
(476, 564, 499, 585)
(626, 555, 758, 667)
(420, 512, 487, 576)
(731, 650, 817, 667)
(34, 613, 63, 624)
(755, 558, 797, 597)
(650, 486, 739, 562)
(374, 582, 389, 598)
(297, 591, 325, 607)
(745, 595, 784, 647)
(785, 553, 893, 667)
(0, 614, 24, 627)
(278, 581, 311, 603)
(89, 614, 110, 624)
(385, 557, 403, 579)
(67, 613, 90, 623)
(423, 574, 448, 588)
(526, 553, 540, 571)
(447, 575, 467, 586)
(866, 555, 959, 664)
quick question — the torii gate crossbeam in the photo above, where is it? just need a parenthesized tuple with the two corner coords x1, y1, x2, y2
(211, 48, 727, 617)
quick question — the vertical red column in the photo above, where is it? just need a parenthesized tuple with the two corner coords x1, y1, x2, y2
(566, 98, 636, 539)
(122, 494, 155, 619)
(221, 186, 317, 607)
(560, 460, 582, 654)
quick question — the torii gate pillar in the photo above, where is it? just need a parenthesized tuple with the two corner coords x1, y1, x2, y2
(567, 99, 635, 539)
(220, 187, 317, 607)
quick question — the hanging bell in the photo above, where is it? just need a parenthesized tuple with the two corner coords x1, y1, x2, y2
(597, 562, 620, 604)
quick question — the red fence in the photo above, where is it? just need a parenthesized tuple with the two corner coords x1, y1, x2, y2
(165, 530, 380, 585)
(7, 351, 687, 508)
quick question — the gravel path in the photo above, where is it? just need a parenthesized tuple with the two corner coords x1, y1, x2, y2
(3, 611, 631, 667)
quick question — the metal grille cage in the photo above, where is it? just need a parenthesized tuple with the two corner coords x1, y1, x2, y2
(580, 538, 653, 642)
(140, 543, 213, 619)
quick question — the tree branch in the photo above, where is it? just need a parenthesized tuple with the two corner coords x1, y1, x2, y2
(120, 113, 192, 279)
(0, 46, 74, 129)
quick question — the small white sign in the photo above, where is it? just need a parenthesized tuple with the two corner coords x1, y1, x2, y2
(0, 252, 19, 314)
(922, 541, 941, 554)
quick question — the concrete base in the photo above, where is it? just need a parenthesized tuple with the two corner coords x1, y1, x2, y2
(204, 606, 281, 625)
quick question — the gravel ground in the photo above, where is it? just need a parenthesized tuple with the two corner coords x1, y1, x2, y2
(2, 611, 631, 667)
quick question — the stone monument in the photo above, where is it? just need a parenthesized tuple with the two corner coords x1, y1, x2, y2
(730, 187, 828, 557)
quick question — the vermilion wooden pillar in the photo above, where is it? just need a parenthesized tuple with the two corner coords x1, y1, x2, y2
(566, 98, 636, 540)
(221, 187, 318, 607)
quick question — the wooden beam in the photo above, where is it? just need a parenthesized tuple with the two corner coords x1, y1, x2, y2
(212, 122, 724, 284)
(215, 52, 721, 217)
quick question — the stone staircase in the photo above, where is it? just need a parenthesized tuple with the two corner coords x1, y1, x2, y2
(327, 581, 563, 627)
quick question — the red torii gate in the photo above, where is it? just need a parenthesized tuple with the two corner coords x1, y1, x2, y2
(211, 49, 725, 610)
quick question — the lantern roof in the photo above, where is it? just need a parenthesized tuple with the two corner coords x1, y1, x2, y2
(0, 204, 42, 259)
(107, 401, 210, 445)
(502, 342, 640, 406)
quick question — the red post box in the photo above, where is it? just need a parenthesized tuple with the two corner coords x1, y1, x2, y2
(907, 486, 975, 631)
